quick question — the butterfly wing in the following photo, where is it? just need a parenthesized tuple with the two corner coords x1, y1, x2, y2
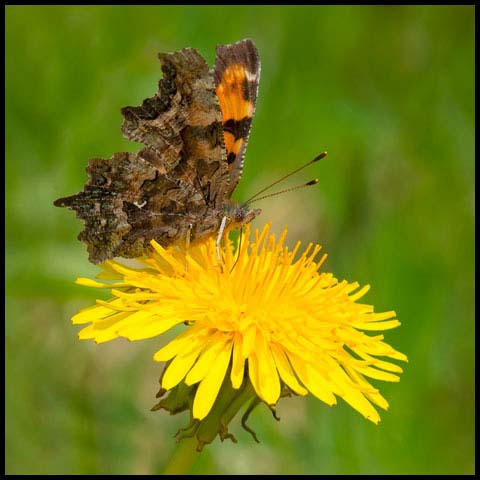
(55, 47, 229, 264)
(214, 39, 261, 197)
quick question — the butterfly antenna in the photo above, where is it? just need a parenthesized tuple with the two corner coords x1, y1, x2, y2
(245, 151, 327, 205)
(248, 179, 319, 204)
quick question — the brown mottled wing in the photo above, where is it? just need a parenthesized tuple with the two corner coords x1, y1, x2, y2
(214, 39, 260, 197)
(54, 47, 229, 264)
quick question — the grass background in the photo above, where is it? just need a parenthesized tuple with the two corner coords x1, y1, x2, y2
(5, 5, 474, 475)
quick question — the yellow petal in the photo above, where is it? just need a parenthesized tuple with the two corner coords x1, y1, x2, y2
(75, 277, 127, 289)
(271, 343, 308, 396)
(346, 368, 390, 410)
(153, 327, 206, 362)
(78, 324, 120, 343)
(354, 320, 401, 331)
(287, 351, 337, 406)
(71, 299, 125, 324)
(356, 365, 401, 382)
(253, 334, 281, 405)
(348, 285, 370, 301)
(162, 346, 204, 390)
(230, 333, 245, 389)
(119, 315, 183, 340)
(241, 324, 256, 359)
(192, 341, 233, 419)
(329, 362, 381, 423)
(185, 334, 231, 385)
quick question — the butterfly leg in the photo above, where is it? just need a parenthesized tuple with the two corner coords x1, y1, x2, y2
(185, 223, 193, 272)
(216, 215, 228, 267)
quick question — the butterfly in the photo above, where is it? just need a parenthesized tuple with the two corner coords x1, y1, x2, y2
(54, 39, 262, 264)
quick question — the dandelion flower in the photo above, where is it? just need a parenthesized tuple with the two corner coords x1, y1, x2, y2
(72, 222, 407, 450)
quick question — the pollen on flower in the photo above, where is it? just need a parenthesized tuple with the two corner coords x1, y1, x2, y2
(72, 222, 407, 447)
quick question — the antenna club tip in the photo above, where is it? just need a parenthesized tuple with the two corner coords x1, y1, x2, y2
(313, 151, 328, 162)
(306, 179, 319, 186)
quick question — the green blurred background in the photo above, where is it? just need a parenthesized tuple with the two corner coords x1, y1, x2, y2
(5, 5, 474, 475)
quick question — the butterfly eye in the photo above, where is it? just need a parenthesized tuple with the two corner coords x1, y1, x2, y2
(235, 209, 245, 222)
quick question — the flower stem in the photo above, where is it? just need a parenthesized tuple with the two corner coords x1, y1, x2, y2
(162, 437, 198, 474)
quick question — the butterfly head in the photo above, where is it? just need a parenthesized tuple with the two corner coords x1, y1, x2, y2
(225, 202, 261, 229)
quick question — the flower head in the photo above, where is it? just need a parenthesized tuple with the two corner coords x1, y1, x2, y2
(73, 223, 407, 449)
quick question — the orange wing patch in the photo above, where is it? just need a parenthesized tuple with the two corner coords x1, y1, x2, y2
(216, 64, 256, 170)
(215, 63, 258, 172)
(216, 64, 255, 122)
(222, 131, 243, 163)
(214, 39, 260, 192)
